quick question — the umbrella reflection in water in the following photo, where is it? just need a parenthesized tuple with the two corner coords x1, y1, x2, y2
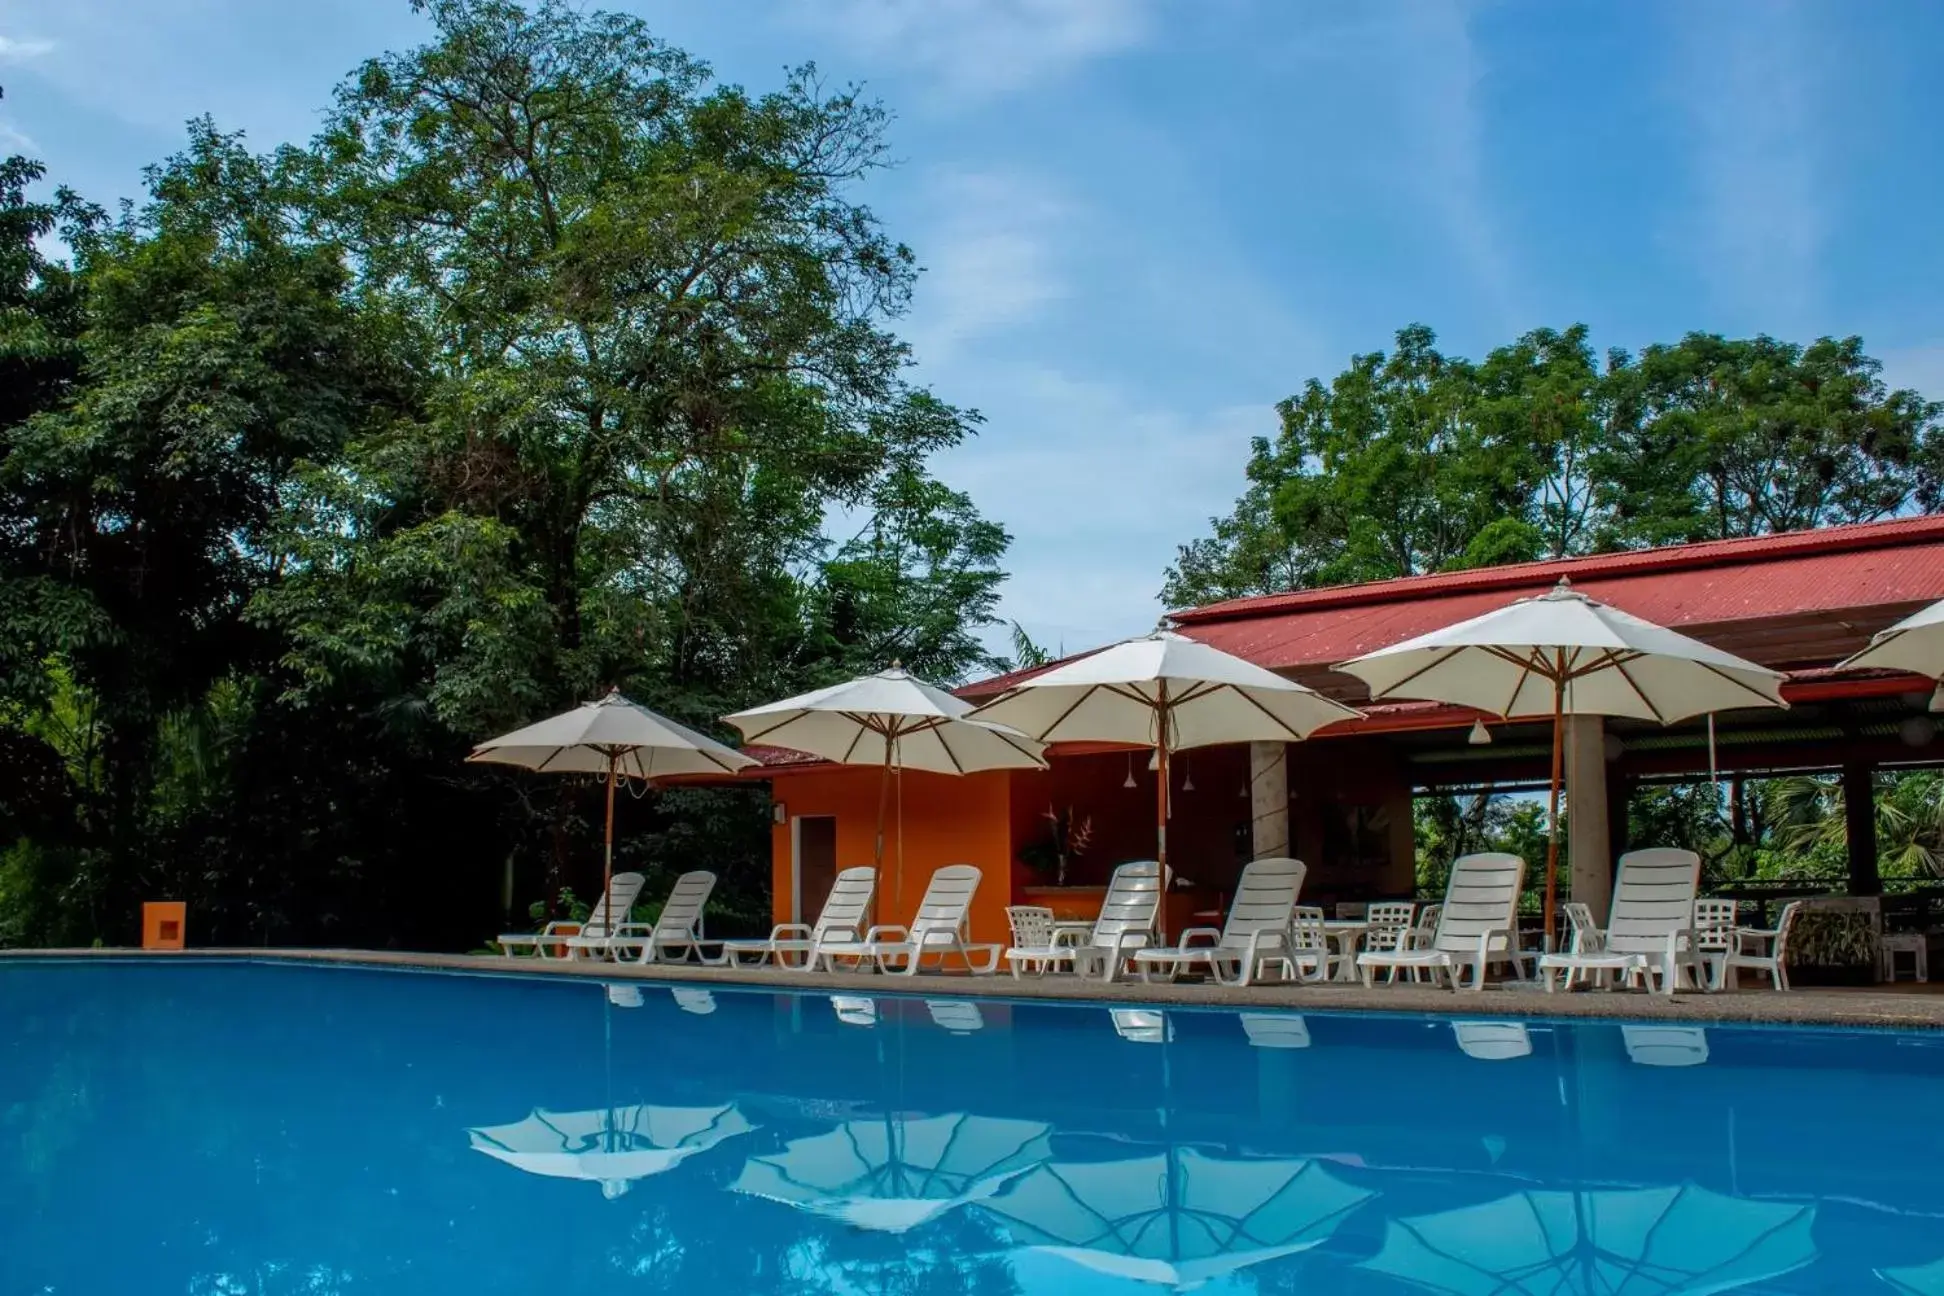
(732, 1112, 1052, 1233)
(1358, 1182, 1816, 1295)
(980, 1148, 1375, 1289)
(468, 1103, 755, 1200)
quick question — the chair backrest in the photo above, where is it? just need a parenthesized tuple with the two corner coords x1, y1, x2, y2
(653, 870, 716, 938)
(1602, 848, 1702, 954)
(1006, 905, 1057, 948)
(1091, 861, 1162, 948)
(1431, 854, 1526, 955)
(1290, 905, 1327, 953)
(831, 995, 877, 1027)
(1772, 900, 1806, 964)
(605, 983, 643, 1008)
(1219, 857, 1306, 946)
(813, 867, 877, 940)
(1367, 901, 1415, 929)
(1415, 903, 1442, 939)
(1560, 901, 1600, 953)
(583, 873, 647, 938)
(671, 987, 716, 1015)
(1692, 898, 1738, 952)
(909, 864, 981, 935)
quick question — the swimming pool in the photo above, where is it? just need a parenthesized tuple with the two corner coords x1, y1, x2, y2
(4, 961, 1943, 1295)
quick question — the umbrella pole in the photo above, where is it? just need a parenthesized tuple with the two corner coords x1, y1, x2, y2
(1543, 675, 1565, 950)
(874, 744, 892, 927)
(603, 751, 618, 928)
(1156, 684, 1171, 943)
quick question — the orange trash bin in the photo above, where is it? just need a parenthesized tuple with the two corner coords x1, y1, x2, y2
(142, 902, 186, 950)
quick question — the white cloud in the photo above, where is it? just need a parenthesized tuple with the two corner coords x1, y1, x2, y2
(800, 0, 1151, 101)
(933, 364, 1272, 652)
(0, 119, 35, 152)
(0, 33, 54, 60)
(1674, 2, 1824, 331)
(905, 169, 1072, 364)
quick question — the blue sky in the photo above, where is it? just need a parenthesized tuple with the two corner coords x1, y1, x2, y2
(4, 0, 1943, 659)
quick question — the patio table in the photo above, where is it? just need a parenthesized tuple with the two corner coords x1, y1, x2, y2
(1322, 919, 1368, 983)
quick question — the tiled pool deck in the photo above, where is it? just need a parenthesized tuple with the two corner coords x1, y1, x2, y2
(10, 946, 1944, 1028)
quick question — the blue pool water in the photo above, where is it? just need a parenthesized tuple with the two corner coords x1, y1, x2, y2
(5, 963, 1944, 1295)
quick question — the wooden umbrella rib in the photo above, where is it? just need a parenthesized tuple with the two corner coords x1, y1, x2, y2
(1602, 651, 1667, 725)
(1368, 645, 1467, 699)
(1692, 659, 1789, 710)
(1035, 685, 1104, 743)
(1227, 685, 1311, 741)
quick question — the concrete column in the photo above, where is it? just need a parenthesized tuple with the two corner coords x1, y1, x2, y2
(1843, 760, 1881, 896)
(1563, 715, 1612, 917)
(1249, 741, 1290, 860)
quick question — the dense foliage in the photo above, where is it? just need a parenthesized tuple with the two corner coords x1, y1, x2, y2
(0, 2, 1012, 949)
(1165, 323, 1944, 605)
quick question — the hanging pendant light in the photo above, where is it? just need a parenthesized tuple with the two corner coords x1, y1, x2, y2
(1181, 756, 1195, 793)
(1930, 680, 1944, 713)
(1468, 718, 1492, 746)
(1123, 752, 1137, 789)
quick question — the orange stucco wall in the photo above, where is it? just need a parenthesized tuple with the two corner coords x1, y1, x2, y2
(767, 767, 1015, 948)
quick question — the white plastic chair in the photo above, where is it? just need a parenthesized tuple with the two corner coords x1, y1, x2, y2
(1289, 906, 1333, 981)
(1358, 853, 1527, 991)
(1622, 1024, 1710, 1067)
(566, 870, 716, 962)
(717, 866, 876, 970)
(497, 872, 646, 959)
(859, 864, 1000, 975)
(1538, 849, 1704, 996)
(1717, 900, 1802, 990)
(1003, 906, 1070, 976)
(1362, 900, 1418, 955)
(1132, 857, 1307, 986)
(1008, 861, 1159, 983)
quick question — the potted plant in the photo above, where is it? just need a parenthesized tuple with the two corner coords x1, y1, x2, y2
(1787, 897, 1880, 986)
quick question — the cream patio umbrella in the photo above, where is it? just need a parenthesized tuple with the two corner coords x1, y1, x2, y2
(468, 1102, 756, 1200)
(1338, 579, 1787, 944)
(978, 1148, 1375, 1289)
(1839, 599, 1944, 709)
(469, 689, 756, 921)
(1356, 1183, 1818, 1295)
(723, 667, 1046, 908)
(730, 1112, 1053, 1233)
(967, 630, 1360, 928)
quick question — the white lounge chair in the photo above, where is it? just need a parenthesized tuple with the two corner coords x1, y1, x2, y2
(1453, 1021, 1532, 1060)
(1240, 1013, 1311, 1049)
(717, 866, 876, 970)
(832, 995, 878, 1027)
(565, 870, 716, 962)
(605, 983, 644, 1008)
(1132, 857, 1307, 986)
(1006, 860, 1160, 982)
(1003, 906, 1074, 976)
(1538, 849, 1704, 996)
(497, 872, 646, 959)
(1623, 1024, 1709, 1067)
(1357, 853, 1527, 991)
(1716, 900, 1803, 990)
(858, 864, 1001, 975)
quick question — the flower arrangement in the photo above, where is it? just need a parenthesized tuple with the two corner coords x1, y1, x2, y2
(1021, 803, 1094, 885)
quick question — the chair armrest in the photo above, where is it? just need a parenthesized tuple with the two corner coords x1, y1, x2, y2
(1733, 926, 1781, 953)
(1175, 927, 1223, 950)
(768, 923, 814, 942)
(1050, 927, 1087, 949)
(863, 924, 910, 944)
